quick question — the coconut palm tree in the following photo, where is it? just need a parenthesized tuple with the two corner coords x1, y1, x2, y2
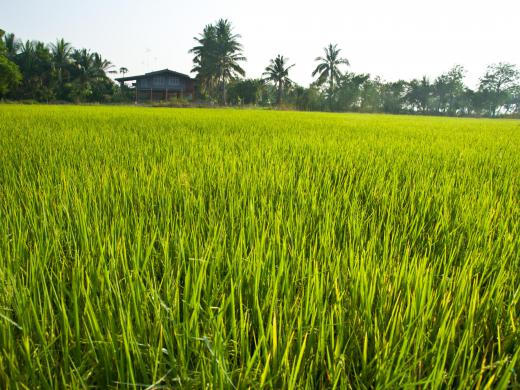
(69, 49, 97, 101)
(3, 32, 20, 61)
(92, 52, 115, 74)
(312, 43, 349, 110)
(190, 24, 218, 99)
(15, 40, 54, 100)
(213, 19, 246, 104)
(190, 19, 246, 104)
(119, 67, 128, 77)
(263, 55, 295, 106)
(49, 38, 72, 97)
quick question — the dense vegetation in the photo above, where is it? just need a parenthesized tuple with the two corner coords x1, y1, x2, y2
(1, 21, 520, 115)
(0, 29, 117, 103)
(192, 20, 520, 117)
(0, 105, 519, 388)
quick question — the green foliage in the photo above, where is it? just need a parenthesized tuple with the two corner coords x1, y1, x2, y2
(291, 85, 324, 111)
(380, 80, 407, 114)
(263, 55, 295, 106)
(227, 78, 263, 105)
(2, 30, 116, 103)
(1, 105, 519, 388)
(478, 63, 520, 117)
(433, 65, 467, 115)
(334, 72, 370, 111)
(0, 30, 22, 96)
(312, 44, 350, 110)
(405, 76, 432, 113)
(0, 57, 22, 96)
(190, 19, 246, 104)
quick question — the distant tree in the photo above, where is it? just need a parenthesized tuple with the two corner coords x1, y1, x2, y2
(335, 72, 370, 111)
(312, 43, 349, 110)
(358, 77, 384, 113)
(263, 55, 295, 106)
(49, 38, 72, 99)
(190, 24, 218, 100)
(0, 29, 22, 97)
(405, 76, 432, 113)
(3, 32, 20, 60)
(68, 49, 114, 102)
(91, 53, 116, 100)
(119, 67, 128, 77)
(506, 85, 520, 114)
(458, 88, 476, 116)
(381, 80, 407, 114)
(291, 85, 323, 111)
(14, 40, 54, 101)
(432, 65, 466, 115)
(69, 48, 94, 101)
(190, 19, 246, 104)
(478, 63, 520, 116)
(227, 78, 263, 105)
(2, 29, 117, 103)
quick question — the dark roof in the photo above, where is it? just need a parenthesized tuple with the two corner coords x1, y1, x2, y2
(115, 68, 194, 82)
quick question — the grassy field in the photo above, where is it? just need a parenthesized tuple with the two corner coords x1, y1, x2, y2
(0, 105, 519, 389)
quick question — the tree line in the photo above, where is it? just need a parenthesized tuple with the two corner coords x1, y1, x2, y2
(190, 20, 520, 117)
(0, 29, 118, 103)
(2, 23, 520, 117)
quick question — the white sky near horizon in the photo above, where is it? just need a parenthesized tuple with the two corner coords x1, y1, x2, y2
(2, 0, 519, 88)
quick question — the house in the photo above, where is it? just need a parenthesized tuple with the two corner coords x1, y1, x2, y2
(116, 69, 196, 102)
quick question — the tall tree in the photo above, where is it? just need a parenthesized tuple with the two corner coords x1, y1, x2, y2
(15, 40, 54, 100)
(3, 32, 20, 61)
(0, 29, 22, 97)
(263, 55, 295, 106)
(190, 24, 218, 99)
(335, 72, 370, 111)
(312, 43, 349, 110)
(478, 63, 520, 117)
(49, 38, 72, 99)
(119, 67, 128, 77)
(67, 49, 114, 102)
(381, 80, 407, 114)
(433, 65, 466, 115)
(92, 52, 114, 74)
(214, 19, 246, 104)
(405, 76, 432, 113)
(190, 19, 246, 104)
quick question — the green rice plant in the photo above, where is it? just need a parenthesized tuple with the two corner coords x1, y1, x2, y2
(0, 104, 519, 388)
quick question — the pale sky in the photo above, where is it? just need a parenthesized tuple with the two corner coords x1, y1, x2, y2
(2, 0, 519, 88)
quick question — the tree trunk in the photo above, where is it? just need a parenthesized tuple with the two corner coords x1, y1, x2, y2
(277, 81, 282, 106)
(329, 72, 334, 111)
(220, 69, 226, 105)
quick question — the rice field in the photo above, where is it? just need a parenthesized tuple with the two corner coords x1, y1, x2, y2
(0, 104, 519, 389)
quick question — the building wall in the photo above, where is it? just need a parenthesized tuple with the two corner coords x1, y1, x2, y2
(137, 75, 193, 92)
(136, 89, 194, 102)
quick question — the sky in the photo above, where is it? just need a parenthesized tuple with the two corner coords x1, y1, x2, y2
(2, 0, 519, 88)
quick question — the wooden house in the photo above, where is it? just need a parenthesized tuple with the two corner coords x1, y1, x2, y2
(116, 69, 195, 102)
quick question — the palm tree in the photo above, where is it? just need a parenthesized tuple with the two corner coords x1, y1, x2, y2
(16, 40, 54, 100)
(190, 24, 218, 99)
(214, 19, 246, 105)
(312, 43, 349, 110)
(119, 67, 128, 77)
(49, 38, 72, 97)
(70, 48, 96, 101)
(263, 55, 295, 106)
(92, 52, 114, 74)
(3, 32, 20, 60)
(190, 19, 246, 104)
